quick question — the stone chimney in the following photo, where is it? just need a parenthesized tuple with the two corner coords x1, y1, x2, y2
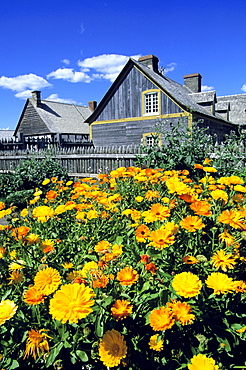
(183, 73, 202, 93)
(31, 91, 41, 107)
(88, 101, 97, 111)
(138, 55, 159, 73)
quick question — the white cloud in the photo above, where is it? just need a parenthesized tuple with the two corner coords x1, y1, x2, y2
(164, 62, 177, 73)
(62, 59, 70, 65)
(46, 93, 78, 104)
(15, 90, 33, 99)
(201, 85, 215, 92)
(78, 53, 142, 82)
(241, 84, 246, 92)
(0, 73, 51, 92)
(47, 68, 92, 83)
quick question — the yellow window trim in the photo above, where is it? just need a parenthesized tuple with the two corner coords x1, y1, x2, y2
(142, 132, 162, 146)
(141, 89, 161, 116)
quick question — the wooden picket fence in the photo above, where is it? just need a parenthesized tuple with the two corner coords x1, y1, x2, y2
(0, 146, 144, 177)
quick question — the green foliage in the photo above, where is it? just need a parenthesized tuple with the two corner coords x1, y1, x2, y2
(135, 120, 246, 178)
(0, 154, 69, 207)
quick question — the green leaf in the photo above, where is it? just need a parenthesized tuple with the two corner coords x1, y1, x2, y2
(75, 350, 89, 362)
(9, 360, 19, 369)
(45, 342, 64, 368)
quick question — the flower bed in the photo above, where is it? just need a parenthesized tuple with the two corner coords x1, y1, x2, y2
(0, 161, 245, 369)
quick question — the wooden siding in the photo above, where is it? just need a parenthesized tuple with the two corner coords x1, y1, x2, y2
(92, 117, 186, 147)
(18, 102, 49, 136)
(95, 67, 182, 121)
(195, 117, 237, 143)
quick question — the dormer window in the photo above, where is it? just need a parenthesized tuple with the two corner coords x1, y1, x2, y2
(142, 89, 161, 116)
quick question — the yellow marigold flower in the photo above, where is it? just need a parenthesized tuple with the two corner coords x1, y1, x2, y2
(66, 180, 73, 186)
(165, 177, 191, 195)
(190, 200, 212, 216)
(40, 239, 55, 254)
(0, 299, 18, 325)
(203, 158, 212, 165)
(135, 224, 151, 242)
(217, 209, 245, 230)
(42, 178, 51, 185)
(20, 208, 28, 217)
(210, 189, 228, 203)
(86, 209, 99, 220)
(211, 249, 237, 272)
(66, 270, 83, 281)
(23, 328, 52, 360)
(111, 243, 123, 257)
(161, 221, 179, 234)
(61, 262, 74, 269)
(218, 175, 244, 185)
(203, 166, 217, 173)
(149, 228, 175, 250)
(34, 267, 61, 295)
(25, 233, 40, 245)
(180, 215, 205, 232)
(135, 196, 143, 202)
(219, 230, 235, 246)
(32, 206, 55, 222)
(188, 353, 220, 370)
(234, 184, 246, 193)
(49, 283, 95, 324)
(9, 250, 17, 260)
(23, 286, 45, 305)
(149, 306, 175, 331)
(148, 334, 164, 351)
(81, 261, 98, 278)
(145, 190, 160, 201)
(117, 266, 139, 286)
(182, 255, 198, 264)
(9, 259, 26, 270)
(236, 326, 246, 333)
(99, 329, 127, 368)
(205, 272, 235, 295)
(111, 300, 133, 321)
(233, 280, 246, 293)
(7, 270, 24, 285)
(94, 240, 111, 253)
(172, 272, 202, 298)
(167, 300, 195, 325)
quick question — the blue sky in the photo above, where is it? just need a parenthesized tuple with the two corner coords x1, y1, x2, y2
(1, 0, 246, 130)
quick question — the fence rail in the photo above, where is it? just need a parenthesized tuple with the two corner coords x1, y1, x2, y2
(0, 146, 144, 176)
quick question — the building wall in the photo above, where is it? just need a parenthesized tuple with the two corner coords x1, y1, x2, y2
(195, 117, 237, 143)
(18, 101, 48, 136)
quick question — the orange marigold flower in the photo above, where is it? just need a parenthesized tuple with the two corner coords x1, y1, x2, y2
(7, 270, 24, 285)
(233, 280, 246, 293)
(219, 230, 235, 246)
(182, 255, 198, 264)
(217, 209, 245, 230)
(139, 254, 150, 264)
(188, 353, 220, 370)
(117, 266, 139, 286)
(0, 247, 6, 258)
(40, 239, 55, 254)
(179, 193, 197, 203)
(135, 224, 151, 242)
(81, 261, 98, 278)
(211, 249, 237, 272)
(145, 262, 158, 275)
(49, 283, 94, 324)
(23, 328, 52, 360)
(148, 334, 164, 351)
(190, 200, 212, 216)
(111, 300, 133, 320)
(46, 190, 58, 201)
(172, 271, 202, 298)
(23, 286, 45, 305)
(11, 226, 30, 240)
(149, 203, 171, 221)
(99, 329, 127, 368)
(167, 300, 195, 325)
(149, 306, 175, 331)
(180, 215, 205, 232)
(236, 326, 246, 333)
(94, 240, 111, 254)
(205, 272, 235, 295)
(0, 201, 5, 210)
(145, 190, 160, 201)
(194, 164, 204, 169)
(34, 267, 62, 295)
(149, 228, 175, 249)
(91, 271, 109, 289)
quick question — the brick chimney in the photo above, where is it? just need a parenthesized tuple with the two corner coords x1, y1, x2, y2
(31, 91, 41, 107)
(183, 73, 202, 93)
(138, 55, 159, 73)
(88, 101, 97, 111)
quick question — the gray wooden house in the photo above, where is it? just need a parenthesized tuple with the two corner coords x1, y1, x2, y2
(14, 91, 95, 148)
(86, 55, 239, 147)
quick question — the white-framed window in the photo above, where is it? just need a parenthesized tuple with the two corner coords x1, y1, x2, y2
(142, 89, 161, 116)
